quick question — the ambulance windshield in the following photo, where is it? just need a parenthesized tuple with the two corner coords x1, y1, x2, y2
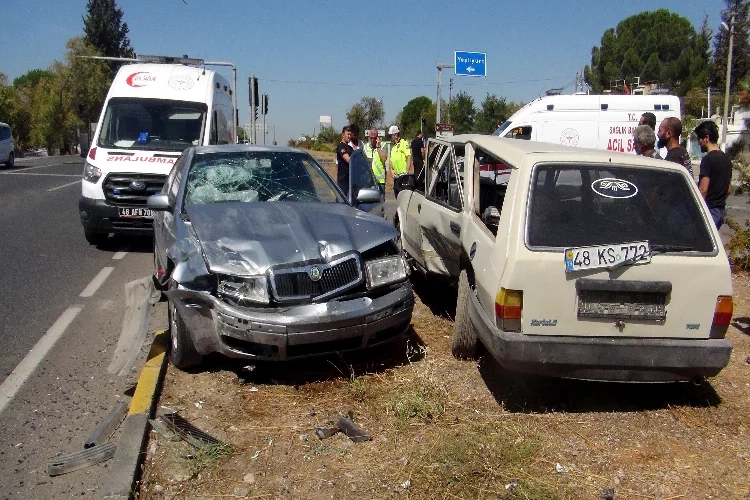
(98, 98, 207, 152)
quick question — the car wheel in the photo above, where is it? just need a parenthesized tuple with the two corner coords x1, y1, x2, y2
(84, 230, 107, 246)
(6, 152, 14, 168)
(168, 282, 203, 369)
(452, 269, 480, 359)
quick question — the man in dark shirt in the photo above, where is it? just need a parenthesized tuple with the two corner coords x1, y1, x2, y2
(695, 120, 733, 229)
(639, 112, 656, 130)
(336, 125, 352, 196)
(657, 117, 693, 178)
(410, 131, 425, 172)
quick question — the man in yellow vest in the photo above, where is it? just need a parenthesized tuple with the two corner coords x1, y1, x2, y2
(363, 127, 385, 193)
(379, 125, 411, 198)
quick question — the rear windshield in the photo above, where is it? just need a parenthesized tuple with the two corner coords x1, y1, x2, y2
(527, 163, 715, 252)
(98, 98, 207, 152)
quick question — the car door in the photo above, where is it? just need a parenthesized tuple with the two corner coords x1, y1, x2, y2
(348, 148, 384, 216)
(417, 140, 464, 277)
(402, 140, 445, 269)
(154, 154, 187, 277)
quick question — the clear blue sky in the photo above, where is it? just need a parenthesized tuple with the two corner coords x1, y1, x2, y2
(1, 0, 726, 144)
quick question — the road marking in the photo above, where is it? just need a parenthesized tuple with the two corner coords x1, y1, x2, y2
(0, 306, 84, 414)
(112, 251, 128, 260)
(5, 162, 71, 172)
(80, 267, 115, 297)
(47, 180, 81, 192)
(0, 172, 80, 178)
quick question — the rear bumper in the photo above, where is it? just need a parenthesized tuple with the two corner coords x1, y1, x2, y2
(166, 281, 414, 361)
(469, 292, 732, 382)
(79, 196, 154, 235)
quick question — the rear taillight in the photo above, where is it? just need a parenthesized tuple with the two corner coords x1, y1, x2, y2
(88, 147, 97, 160)
(495, 288, 523, 332)
(710, 295, 733, 339)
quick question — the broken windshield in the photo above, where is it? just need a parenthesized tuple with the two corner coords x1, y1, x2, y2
(184, 150, 346, 205)
(98, 98, 206, 151)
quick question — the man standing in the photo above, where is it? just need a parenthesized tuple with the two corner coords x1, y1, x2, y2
(633, 125, 661, 159)
(348, 123, 364, 150)
(379, 125, 411, 198)
(639, 112, 656, 130)
(695, 120, 733, 229)
(336, 125, 352, 196)
(410, 131, 425, 174)
(363, 127, 385, 193)
(657, 117, 693, 178)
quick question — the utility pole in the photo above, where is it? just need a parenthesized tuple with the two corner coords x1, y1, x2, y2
(721, 12, 736, 149)
(448, 78, 453, 122)
(436, 63, 454, 124)
(249, 75, 258, 144)
(262, 93, 267, 145)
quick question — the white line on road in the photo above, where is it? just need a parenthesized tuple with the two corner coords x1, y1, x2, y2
(80, 267, 115, 297)
(112, 251, 128, 260)
(0, 306, 84, 415)
(0, 172, 81, 178)
(47, 180, 81, 192)
(5, 162, 71, 172)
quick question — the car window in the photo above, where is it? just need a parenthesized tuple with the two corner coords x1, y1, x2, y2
(184, 151, 346, 205)
(527, 163, 715, 251)
(427, 145, 462, 210)
(508, 125, 532, 140)
(167, 155, 187, 205)
(473, 147, 511, 237)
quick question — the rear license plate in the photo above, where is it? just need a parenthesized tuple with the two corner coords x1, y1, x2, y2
(117, 207, 154, 218)
(578, 290, 666, 320)
(565, 241, 650, 272)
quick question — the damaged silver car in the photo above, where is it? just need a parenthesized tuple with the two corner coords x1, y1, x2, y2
(149, 145, 413, 369)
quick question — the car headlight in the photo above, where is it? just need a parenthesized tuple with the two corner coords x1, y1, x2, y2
(217, 276, 269, 304)
(83, 162, 101, 183)
(364, 256, 407, 289)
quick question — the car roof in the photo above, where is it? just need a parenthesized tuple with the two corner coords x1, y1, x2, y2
(190, 144, 305, 155)
(433, 134, 688, 173)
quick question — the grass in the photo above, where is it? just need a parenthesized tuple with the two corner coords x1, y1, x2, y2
(188, 442, 233, 476)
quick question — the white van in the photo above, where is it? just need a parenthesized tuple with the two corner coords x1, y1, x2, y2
(79, 56, 236, 245)
(492, 94, 681, 155)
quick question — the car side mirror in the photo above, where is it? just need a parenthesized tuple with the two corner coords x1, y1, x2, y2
(147, 194, 171, 212)
(356, 188, 382, 205)
(482, 206, 500, 235)
(399, 174, 416, 191)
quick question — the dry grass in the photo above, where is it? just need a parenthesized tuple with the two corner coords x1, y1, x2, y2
(139, 273, 750, 499)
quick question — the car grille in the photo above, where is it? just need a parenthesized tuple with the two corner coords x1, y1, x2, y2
(103, 173, 166, 206)
(270, 254, 362, 302)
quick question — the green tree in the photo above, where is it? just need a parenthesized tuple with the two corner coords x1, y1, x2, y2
(713, 0, 750, 92)
(0, 73, 9, 86)
(62, 37, 111, 129)
(83, 0, 135, 75)
(474, 94, 522, 134)
(584, 9, 711, 95)
(446, 92, 476, 134)
(399, 96, 432, 138)
(345, 97, 384, 132)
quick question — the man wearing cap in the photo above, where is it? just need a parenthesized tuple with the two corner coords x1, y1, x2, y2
(364, 127, 385, 193)
(379, 125, 411, 198)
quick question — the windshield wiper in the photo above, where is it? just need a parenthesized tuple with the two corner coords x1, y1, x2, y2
(607, 244, 695, 271)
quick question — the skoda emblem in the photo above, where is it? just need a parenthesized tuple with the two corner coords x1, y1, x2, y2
(309, 266, 322, 281)
(129, 180, 147, 191)
(591, 178, 638, 199)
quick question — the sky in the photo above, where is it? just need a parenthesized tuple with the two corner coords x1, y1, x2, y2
(1, 0, 727, 144)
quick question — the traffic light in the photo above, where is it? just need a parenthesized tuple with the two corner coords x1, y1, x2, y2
(263, 94, 269, 115)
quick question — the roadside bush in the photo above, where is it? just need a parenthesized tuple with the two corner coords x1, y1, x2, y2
(726, 216, 750, 271)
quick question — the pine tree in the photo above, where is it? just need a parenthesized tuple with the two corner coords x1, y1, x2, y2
(82, 0, 135, 67)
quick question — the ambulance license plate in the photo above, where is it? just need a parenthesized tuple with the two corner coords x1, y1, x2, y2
(118, 207, 154, 218)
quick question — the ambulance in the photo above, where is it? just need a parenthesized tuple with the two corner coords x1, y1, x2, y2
(79, 55, 236, 245)
(492, 94, 681, 155)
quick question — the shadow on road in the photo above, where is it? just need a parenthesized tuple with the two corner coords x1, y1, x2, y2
(731, 316, 750, 336)
(92, 234, 153, 253)
(477, 354, 722, 413)
(409, 271, 457, 320)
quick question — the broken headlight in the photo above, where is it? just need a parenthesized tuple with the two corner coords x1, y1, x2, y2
(364, 256, 407, 289)
(217, 276, 269, 304)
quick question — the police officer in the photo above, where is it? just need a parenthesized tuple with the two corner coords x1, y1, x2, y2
(379, 125, 411, 198)
(363, 127, 385, 193)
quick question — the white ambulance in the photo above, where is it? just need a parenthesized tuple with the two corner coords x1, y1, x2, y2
(492, 94, 681, 155)
(79, 56, 236, 245)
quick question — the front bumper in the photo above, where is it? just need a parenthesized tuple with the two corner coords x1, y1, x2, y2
(469, 292, 732, 382)
(79, 196, 154, 235)
(166, 281, 414, 361)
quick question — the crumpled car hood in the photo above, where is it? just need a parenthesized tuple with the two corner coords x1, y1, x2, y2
(186, 202, 396, 276)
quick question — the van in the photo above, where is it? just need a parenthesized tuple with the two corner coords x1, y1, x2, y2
(0, 122, 14, 168)
(79, 56, 236, 245)
(492, 94, 681, 156)
(396, 135, 733, 382)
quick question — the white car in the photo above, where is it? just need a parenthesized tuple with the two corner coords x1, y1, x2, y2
(395, 135, 733, 382)
(0, 122, 14, 167)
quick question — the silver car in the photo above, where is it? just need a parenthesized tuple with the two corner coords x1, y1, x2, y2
(149, 145, 413, 369)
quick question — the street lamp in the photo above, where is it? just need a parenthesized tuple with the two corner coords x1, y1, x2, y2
(721, 12, 736, 150)
(436, 63, 454, 124)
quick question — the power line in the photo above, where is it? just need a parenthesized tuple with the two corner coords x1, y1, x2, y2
(263, 76, 570, 88)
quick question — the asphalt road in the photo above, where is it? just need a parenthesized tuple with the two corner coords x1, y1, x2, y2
(0, 155, 165, 498)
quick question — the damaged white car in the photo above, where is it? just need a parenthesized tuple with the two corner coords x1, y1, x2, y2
(149, 145, 413, 369)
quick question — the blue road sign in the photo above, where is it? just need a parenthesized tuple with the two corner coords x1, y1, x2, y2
(454, 51, 486, 77)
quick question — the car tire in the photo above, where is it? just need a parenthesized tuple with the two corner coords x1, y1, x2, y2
(168, 281, 203, 369)
(452, 269, 480, 359)
(84, 230, 107, 246)
(6, 152, 13, 168)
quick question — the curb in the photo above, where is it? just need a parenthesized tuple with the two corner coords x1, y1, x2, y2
(103, 329, 169, 500)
